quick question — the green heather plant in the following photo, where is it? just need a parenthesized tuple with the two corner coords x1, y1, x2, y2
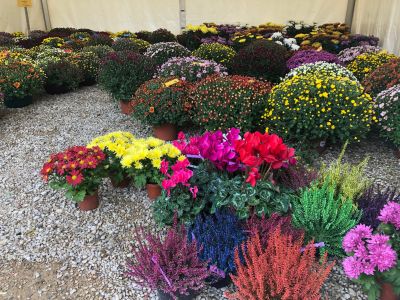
(98, 51, 156, 102)
(320, 141, 371, 202)
(292, 183, 361, 256)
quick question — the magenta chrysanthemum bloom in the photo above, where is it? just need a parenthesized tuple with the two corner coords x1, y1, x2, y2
(378, 201, 400, 230)
(342, 224, 373, 253)
(368, 236, 397, 272)
(343, 256, 364, 279)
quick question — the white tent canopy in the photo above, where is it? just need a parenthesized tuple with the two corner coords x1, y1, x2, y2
(1, 0, 399, 54)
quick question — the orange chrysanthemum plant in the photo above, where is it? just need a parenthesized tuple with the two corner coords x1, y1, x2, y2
(226, 228, 334, 300)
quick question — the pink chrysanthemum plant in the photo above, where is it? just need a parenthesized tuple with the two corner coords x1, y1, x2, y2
(342, 202, 400, 299)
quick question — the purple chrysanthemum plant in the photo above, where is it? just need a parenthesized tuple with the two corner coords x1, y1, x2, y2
(126, 221, 211, 299)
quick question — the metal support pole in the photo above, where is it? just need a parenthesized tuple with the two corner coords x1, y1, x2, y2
(40, 0, 49, 31)
(179, 0, 186, 32)
(24, 7, 31, 35)
(345, 0, 357, 31)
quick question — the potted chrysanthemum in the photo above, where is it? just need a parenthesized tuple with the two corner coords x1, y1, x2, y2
(40, 146, 107, 210)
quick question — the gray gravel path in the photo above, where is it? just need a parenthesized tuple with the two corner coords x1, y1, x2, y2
(1, 86, 397, 299)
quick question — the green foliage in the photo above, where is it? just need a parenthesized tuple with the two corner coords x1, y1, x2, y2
(205, 174, 293, 219)
(111, 38, 150, 53)
(291, 183, 361, 257)
(81, 45, 114, 59)
(192, 43, 236, 67)
(320, 141, 371, 202)
(70, 51, 100, 84)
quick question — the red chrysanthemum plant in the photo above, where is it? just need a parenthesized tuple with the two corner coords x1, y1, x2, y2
(40, 146, 107, 202)
(126, 219, 211, 299)
(234, 131, 297, 187)
(226, 228, 335, 300)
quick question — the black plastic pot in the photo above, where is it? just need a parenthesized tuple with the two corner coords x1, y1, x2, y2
(44, 84, 71, 95)
(4, 95, 33, 108)
(210, 276, 232, 289)
(157, 289, 197, 300)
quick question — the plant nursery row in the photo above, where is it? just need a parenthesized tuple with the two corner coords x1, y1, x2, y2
(1, 21, 400, 300)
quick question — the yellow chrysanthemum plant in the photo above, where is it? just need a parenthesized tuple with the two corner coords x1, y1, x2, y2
(261, 65, 375, 146)
(88, 131, 183, 188)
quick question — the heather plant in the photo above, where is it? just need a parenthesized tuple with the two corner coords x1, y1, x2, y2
(188, 210, 247, 277)
(81, 45, 114, 59)
(149, 28, 176, 43)
(245, 213, 304, 249)
(263, 67, 374, 144)
(144, 42, 190, 66)
(126, 221, 211, 299)
(342, 223, 400, 300)
(337, 45, 381, 65)
(231, 40, 288, 83)
(190, 75, 272, 131)
(192, 43, 236, 67)
(319, 142, 371, 202)
(111, 38, 150, 53)
(347, 52, 397, 81)
(292, 183, 361, 256)
(363, 58, 400, 97)
(131, 77, 193, 127)
(374, 84, 400, 148)
(357, 185, 400, 229)
(226, 229, 334, 300)
(98, 51, 156, 101)
(277, 164, 318, 192)
(156, 56, 227, 82)
(286, 49, 341, 70)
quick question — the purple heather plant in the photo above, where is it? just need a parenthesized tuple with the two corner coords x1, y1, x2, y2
(337, 45, 381, 65)
(155, 56, 227, 82)
(245, 213, 304, 249)
(126, 222, 211, 299)
(277, 164, 318, 192)
(356, 185, 400, 229)
(342, 224, 397, 279)
(286, 49, 341, 70)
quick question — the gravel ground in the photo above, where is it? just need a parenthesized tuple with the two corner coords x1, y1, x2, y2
(0, 86, 398, 299)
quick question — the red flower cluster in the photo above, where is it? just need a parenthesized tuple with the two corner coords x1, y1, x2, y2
(40, 146, 106, 186)
(234, 132, 296, 186)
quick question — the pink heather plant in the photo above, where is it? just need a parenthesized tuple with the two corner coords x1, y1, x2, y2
(378, 201, 400, 230)
(173, 128, 242, 172)
(126, 221, 211, 299)
(342, 225, 397, 279)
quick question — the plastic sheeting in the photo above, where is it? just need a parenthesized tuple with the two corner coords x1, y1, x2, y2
(352, 0, 400, 55)
(0, 0, 399, 54)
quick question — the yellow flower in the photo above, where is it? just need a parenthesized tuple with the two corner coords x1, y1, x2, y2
(134, 162, 143, 169)
(151, 158, 162, 168)
(238, 39, 246, 43)
(178, 155, 186, 161)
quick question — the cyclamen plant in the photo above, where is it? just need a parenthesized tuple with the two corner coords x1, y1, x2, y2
(40, 146, 106, 201)
(173, 129, 242, 172)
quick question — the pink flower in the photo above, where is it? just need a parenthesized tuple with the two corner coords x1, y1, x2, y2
(378, 201, 400, 230)
(343, 256, 364, 279)
(342, 224, 373, 253)
(160, 160, 169, 175)
(190, 186, 198, 199)
(246, 168, 261, 187)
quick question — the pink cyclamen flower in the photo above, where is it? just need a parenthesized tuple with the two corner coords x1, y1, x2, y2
(160, 160, 169, 175)
(378, 201, 400, 230)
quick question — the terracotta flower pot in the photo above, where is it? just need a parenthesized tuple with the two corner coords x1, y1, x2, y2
(4, 95, 33, 108)
(153, 123, 177, 141)
(110, 176, 130, 188)
(146, 183, 162, 200)
(78, 191, 99, 211)
(380, 282, 400, 300)
(120, 100, 133, 115)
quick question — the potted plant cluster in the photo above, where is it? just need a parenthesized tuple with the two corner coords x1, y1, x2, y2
(40, 146, 107, 210)
(0, 51, 45, 108)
